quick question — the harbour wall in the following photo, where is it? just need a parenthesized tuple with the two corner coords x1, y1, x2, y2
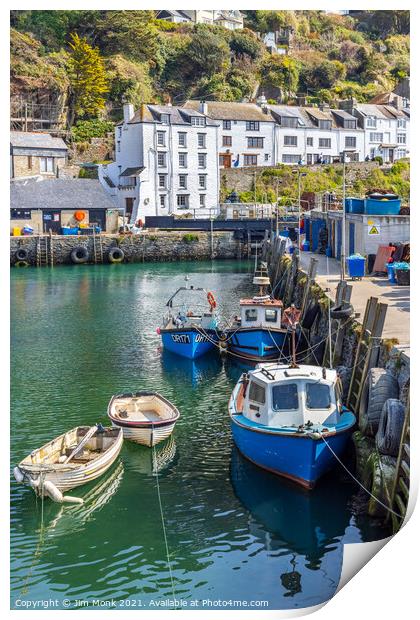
(264, 239, 409, 525)
(10, 231, 250, 266)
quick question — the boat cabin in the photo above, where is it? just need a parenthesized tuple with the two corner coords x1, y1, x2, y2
(242, 364, 342, 428)
(239, 297, 283, 329)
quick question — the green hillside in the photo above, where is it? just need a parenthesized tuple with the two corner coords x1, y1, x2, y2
(11, 9, 409, 130)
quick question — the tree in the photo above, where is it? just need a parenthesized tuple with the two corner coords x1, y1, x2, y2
(229, 30, 263, 60)
(183, 27, 229, 80)
(67, 33, 108, 123)
(260, 56, 300, 95)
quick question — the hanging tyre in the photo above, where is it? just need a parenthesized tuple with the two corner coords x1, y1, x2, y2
(108, 247, 124, 263)
(15, 248, 29, 261)
(359, 368, 399, 437)
(70, 246, 89, 264)
(15, 260, 29, 267)
(376, 399, 406, 457)
(330, 302, 354, 321)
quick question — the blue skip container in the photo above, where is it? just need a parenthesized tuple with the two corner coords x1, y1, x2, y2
(347, 254, 366, 279)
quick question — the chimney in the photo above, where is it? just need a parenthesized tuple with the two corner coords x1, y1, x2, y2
(123, 103, 135, 124)
(199, 100, 208, 115)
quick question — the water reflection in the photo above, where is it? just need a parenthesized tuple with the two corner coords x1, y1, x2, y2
(230, 448, 351, 569)
(125, 436, 178, 476)
(161, 349, 223, 387)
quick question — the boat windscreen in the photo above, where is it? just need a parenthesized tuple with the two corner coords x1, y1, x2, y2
(272, 383, 299, 411)
(305, 383, 331, 409)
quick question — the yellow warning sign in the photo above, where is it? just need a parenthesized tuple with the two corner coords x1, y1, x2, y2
(368, 224, 380, 235)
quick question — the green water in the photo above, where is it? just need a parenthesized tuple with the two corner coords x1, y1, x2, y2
(11, 261, 390, 611)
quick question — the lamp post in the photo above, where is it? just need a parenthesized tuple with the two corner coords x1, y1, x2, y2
(341, 151, 350, 280)
(293, 168, 307, 258)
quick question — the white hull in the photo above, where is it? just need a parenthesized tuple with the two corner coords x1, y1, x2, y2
(111, 421, 176, 446)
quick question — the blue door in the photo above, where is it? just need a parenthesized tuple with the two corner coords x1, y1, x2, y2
(336, 221, 342, 260)
(349, 223, 355, 256)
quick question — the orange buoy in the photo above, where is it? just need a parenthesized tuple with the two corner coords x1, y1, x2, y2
(74, 211, 85, 222)
(207, 291, 217, 310)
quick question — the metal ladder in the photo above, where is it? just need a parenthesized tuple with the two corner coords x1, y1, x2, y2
(36, 234, 49, 267)
(390, 397, 410, 531)
(92, 229, 103, 264)
(322, 280, 352, 368)
(346, 297, 387, 413)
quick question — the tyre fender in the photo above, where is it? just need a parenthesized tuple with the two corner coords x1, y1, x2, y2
(108, 247, 124, 263)
(359, 368, 399, 436)
(70, 246, 89, 264)
(330, 302, 354, 321)
(376, 399, 406, 457)
(15, 248, 29, 261)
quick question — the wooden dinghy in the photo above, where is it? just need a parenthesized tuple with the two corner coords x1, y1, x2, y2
(108, 391, 180, 447)
(13, 425, 123, 504)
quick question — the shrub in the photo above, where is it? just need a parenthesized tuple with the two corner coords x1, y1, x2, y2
(182, 233, 199, 243)
(71, 119, 114, 142)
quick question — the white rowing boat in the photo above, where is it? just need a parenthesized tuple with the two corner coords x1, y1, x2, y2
(13, 425, 123, 504)
(108, 391, 180, 447)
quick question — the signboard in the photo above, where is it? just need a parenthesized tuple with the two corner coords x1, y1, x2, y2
(367, 220, 380, 236)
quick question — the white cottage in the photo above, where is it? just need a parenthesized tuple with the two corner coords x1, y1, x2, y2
(99, 104, 219, 222)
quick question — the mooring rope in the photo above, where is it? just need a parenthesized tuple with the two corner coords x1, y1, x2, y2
(19, 474, 46, 597)
(319, 435, 404, 519)
(152, 440, 176, 604)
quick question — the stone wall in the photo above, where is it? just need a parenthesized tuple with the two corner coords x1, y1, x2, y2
(11, 231, 248, 266)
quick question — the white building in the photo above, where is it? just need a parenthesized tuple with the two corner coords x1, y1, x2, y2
(343, 102, 410, 163)
(156, 10, 244, 29)
(184, 100, 276, 168)
(267, 104, 363, 165)
(98, 103, 219, 222)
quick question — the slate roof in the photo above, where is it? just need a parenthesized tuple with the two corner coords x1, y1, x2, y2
(185, 100, 274, 122)
(156, 10, 191, 20)
(124, 104, 219, 126)
(10, 178, 116, 211)
(267, 104, 360, 129)
(10, 131, 68, 151)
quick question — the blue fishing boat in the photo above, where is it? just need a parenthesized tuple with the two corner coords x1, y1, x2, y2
(228, 313, 356, 489)
(223, 267, 288, 362)
(158, 282, 218, 359)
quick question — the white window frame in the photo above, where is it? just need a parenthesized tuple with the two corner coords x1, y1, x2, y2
(191, 116, 205, 127)
(345, 136, 357, 148)
(199, 194, 206, 207)
(40, 157, 54, 173)
(397, 134, 407, 144)
(178, 132, 187, 147)
(179, 152, 187, 168)
(198, 174, 207, 189)
(198, 153, 207, 168)
(177, 194, 189, 208)
(198, 133, 206, 148)
(157, 131, 166, 147)
(319, 138, 331, 148)
(179, 174, 187, 189)
(157, 152, 166, 167)
(158, 174, 166, 189)
(284, 135, 298, 147)
(223, 120, 231, 130)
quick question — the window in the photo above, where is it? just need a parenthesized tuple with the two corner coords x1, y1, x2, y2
(159, 195, 166, 208)
(244, 308, 258, 322)
(345, 136, 357, 148)
(198, 133, 206, 148)
(117, 141, 121, 152)
(281, 116, 298, 128)
(158, 152, 166, 167)
(249, 381, 266, 404)
(319, 120, 331, 130)
(222, 135, 232, 147)
(343, 119, 357, 129)
(198, 174, 206, 189)
(158, 174, 166, 188)
(306, 383, 331, 409)
(319, 138, 331, 148)
(284, 135, 297, 147)
(264, 153, 269, 161)
(398, 119, 407, 129)
(179, 174, 187, 188)
(265, 309, 278, 323)
(198, 153, 206, 168)
(177, 194, 189, 208)
(11, 208, 31, 220)
(307, 137, 313, 146)
(246, 121, 260, 131)
(118, 126, 122, 138)
(157, 131, 166, 146)
(397, 134, 407, 144)
(161, 114, 170, 124)
(366, 117, 377, 128)
(244, 154, 258, 166)
(199, 194, 206, 207)
(178, 132, 187, 147)
(272, 383, 299, 410)
(191, 116, 205, 126)
(40, 157, 54, 173)
(370, 132, 383, 143)
(179, 153, 187, 168)
(248, 137, 264, 148)
(223, 120, 231, 130)
(282, 154, 300, 163)
(27, 156, 32, 169)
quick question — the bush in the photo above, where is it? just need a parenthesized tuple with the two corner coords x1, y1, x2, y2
(374, 156, 384, 165)
(182, 233, 199, 243)
(71, 119, 114, 142)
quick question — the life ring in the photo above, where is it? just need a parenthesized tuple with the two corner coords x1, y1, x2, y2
(15, 248, 28, 261)
(74, 211, 85, 222)
(108, 247, 125, 263)
(70, 246, 89, 264)
(207, 291, 217, 310)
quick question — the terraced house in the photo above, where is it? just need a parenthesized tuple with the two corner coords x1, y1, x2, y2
(99, 104, 219, 221)
(185, 100, 276, 169)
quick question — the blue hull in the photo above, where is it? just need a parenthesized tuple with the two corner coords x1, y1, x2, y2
(161, 329, 216, 359)
(231, 414, 354, 488)
(227, 328, 288, 361)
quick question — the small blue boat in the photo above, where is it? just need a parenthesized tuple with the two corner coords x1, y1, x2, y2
(228, 361, 356, 489)
(159, 283, 218, 360)
(223, 268, 288, 362)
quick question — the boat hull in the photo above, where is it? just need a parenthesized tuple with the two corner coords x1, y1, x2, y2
(110, 420, 177, 447)
(226, 328, 288, 361)
(161, 328, 216, 359)
(230, 416, 354, 489)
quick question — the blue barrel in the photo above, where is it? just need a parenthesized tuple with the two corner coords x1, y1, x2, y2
(347, 254, 365, 279)
(386, 263, 397, 284)
(326, 246, 332, 257)
(302, 240, 310, 252)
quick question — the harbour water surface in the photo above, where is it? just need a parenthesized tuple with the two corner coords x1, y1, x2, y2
(11, 261, 390, 610)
